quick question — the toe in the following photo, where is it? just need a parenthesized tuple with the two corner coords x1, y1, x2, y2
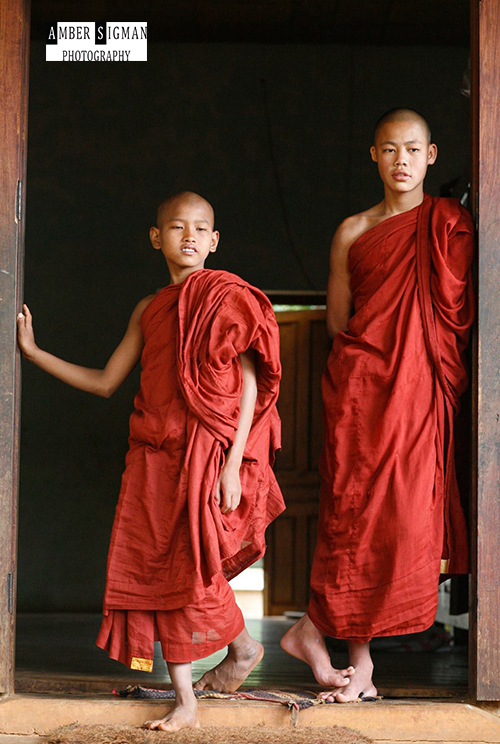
(338, 666, 355, 677)
(333, 691, 352, 703)
(317, 689, 341, 701)
(325, 692, 339, 702)
(143, 719, 161, 729)
(158, 722, 176, 732)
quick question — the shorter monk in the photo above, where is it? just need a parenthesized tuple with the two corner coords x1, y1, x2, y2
(17, 192, 288, 731)
(281, 109, 475, 702)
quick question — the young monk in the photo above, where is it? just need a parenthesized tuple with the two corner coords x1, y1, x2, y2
(281, 109, 475, 702)
(17, 191, 286, 731)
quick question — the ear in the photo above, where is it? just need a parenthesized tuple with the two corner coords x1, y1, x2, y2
(428, 143, 438, 165)
(209, 230, 220, 253)
(370, 145, 378, 163)
(149, 226, 161, 250)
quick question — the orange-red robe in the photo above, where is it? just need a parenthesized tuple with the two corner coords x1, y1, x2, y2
(308, 195, 474, 643)
(97, 269, 284, 667)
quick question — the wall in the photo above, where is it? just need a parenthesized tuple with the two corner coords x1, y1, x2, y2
(18, 40, 470, 611)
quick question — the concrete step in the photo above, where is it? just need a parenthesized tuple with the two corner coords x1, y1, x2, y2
(1, 695, 500, 742)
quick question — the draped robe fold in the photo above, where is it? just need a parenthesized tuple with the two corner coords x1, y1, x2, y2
(97, 269, 284, 666)
(308, 195, 475, 643)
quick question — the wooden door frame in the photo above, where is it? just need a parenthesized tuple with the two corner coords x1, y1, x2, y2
(469, 0, 500, 702)
(1, 0, 499, 700)
(0, 0, 30, 696)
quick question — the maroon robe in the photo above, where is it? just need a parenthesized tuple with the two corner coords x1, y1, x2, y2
(97, 269, 284, 666)
(308, 195, 475, 642)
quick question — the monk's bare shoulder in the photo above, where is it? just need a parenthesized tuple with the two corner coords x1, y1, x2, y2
(130, 294, 157, 323)
(331, 205, 383, 262)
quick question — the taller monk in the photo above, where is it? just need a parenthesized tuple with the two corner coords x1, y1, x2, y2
(281, 108, 475, 702)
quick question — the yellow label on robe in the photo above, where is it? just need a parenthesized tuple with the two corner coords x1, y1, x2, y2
(130, 656, 153, 672)
(440, 559, 450, 573)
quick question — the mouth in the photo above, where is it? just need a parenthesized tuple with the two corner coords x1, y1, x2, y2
(180, 245, 197, 255)
(392, 172, 411, 181)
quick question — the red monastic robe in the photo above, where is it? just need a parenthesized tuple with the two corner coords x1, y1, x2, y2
(308, 195, 474, 643)
(97, 269, 284, 667)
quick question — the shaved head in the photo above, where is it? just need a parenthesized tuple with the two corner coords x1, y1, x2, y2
(157, 191, 215, 229)
(374, 108, 431, 145)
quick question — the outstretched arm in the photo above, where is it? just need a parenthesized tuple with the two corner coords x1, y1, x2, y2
(17, 296, 154, 398)
(326, 222, 354, 339)
(216, 349, 258, 514)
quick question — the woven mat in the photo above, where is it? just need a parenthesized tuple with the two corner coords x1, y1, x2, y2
(117, 685, 380, 708)
(118, 685, 325, 710)
(47, 724, 374, 744)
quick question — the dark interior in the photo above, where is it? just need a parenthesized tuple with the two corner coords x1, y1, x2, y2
(17, 0, 471, 695)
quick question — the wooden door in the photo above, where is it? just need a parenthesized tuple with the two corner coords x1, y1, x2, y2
(264, 309, 330, 615)
(470, 0, 500, 702)
(0, 0, 30, 695)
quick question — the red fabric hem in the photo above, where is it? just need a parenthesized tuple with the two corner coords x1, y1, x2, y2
(96, 610, 246, 667)
(308, 602, 437, 644)
(96, 575, 246, 669)
(159, 612, 245, 663)
(308, 571, 440, 643)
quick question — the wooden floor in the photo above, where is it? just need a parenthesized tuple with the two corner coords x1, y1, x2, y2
(15, 614, 467, 698)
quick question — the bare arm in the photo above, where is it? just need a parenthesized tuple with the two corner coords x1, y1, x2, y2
(326, 222, 354, 339)
(216, 349, 258, 514)
(17, 297, 154, 398)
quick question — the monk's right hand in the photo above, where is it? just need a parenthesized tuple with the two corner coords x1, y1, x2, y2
(215, 462, 242, 514)
(17, 304, 38, 360)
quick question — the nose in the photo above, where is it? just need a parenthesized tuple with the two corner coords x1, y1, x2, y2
(395, 150, 408, 166)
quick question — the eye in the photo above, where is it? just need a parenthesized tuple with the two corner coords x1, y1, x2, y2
(196, 227, 207, 231)
(409, 148, 420, 152)
(383, 148, 395, 153)
(170, 225, 182, 229)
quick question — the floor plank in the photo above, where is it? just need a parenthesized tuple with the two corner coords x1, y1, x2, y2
(15, 614, 467, 698)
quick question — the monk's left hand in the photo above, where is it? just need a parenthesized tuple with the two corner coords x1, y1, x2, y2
(215, 462, 242, 514)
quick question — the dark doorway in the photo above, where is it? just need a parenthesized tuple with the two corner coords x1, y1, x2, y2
(3, 0, 498, 701)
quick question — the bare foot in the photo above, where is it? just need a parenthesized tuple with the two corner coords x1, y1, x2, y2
(143, 699, 200, 732)
(194, 632, 264, 692)
(318, 642, 377, 703)
(280, 613, 354, 688)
